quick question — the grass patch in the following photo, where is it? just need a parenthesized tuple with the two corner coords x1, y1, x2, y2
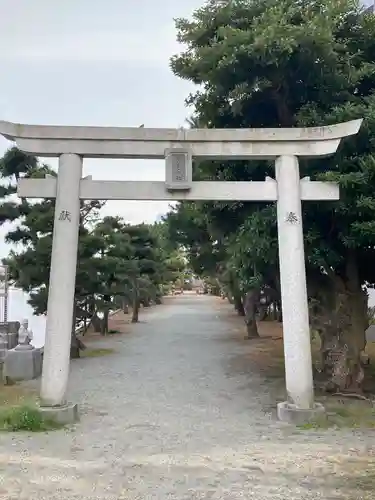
(0, 382, 62, 432)
(0, 382, 36, 407)
(81, 347, 115, 358)
(297, 398, 375, 430)
(346, 472, 375, 492)
(0, 404, 63, 432)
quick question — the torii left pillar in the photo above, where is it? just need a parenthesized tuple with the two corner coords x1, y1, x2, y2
(41, 153, 82, 422)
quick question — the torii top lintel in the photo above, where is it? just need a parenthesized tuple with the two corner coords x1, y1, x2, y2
(0, 119, 362, 159)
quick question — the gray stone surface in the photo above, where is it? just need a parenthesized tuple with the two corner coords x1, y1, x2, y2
(0, 295, 374, 499)
(0, 321, 20, 359)
(2, 118, 362, 160)
(39, 403, 79, 425)
(0, 321, 20, 332)
(3, 345, 42, 381)
(0, 336, 7, 362)
(277, 401, 326, 424)
(0, 321, 20, 336)
(0, 331, 18, 350)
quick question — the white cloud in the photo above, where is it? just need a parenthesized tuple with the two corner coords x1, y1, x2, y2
(0, 0, 200, 65)
(101, 200, 174, 224)
(0, 29, 181, 66)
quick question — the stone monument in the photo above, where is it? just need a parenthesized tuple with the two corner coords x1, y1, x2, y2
(4, 318, 42, 382)
(18, 318, 33, 345)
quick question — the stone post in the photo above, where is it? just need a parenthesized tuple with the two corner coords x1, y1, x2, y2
(40, 153, 82, 421)
(275, 155, 324, 423)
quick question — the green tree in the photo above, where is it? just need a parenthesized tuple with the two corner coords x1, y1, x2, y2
(118, 223, 160, 322)
(169, 0, 375, 391)
(149, 220, 189, 295)
(91, 218, 161, 324)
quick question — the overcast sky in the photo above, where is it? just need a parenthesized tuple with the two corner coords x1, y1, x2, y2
(0, 0, 204, 329)
(0, 0, 203, 250)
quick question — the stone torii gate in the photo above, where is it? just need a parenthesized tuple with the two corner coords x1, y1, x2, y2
(0, 119, 362, 424)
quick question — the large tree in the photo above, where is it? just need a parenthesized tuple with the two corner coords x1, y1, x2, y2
(168, 0, 375, 391)
(93, 218, 161, 324)
(149, 221, 188, 296)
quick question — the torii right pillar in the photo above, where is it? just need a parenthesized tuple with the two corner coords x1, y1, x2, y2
(275, 155, 320, 423)
(274, 150, 360, 424)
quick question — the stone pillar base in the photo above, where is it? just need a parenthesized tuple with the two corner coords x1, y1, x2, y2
(39, 403, 79, 425)
(277, 401, 325, 425)
(4, 346, 42, 381)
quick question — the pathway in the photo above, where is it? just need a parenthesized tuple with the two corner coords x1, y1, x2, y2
(1, 294, 375, 499)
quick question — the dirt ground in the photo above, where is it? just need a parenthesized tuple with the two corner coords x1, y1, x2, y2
(1, 295, 375, 499)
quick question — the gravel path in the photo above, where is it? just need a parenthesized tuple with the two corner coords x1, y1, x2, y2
(1, 294, 375, 499)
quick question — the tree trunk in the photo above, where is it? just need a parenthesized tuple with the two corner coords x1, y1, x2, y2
(122, 299, 129, 314)
(132, 290, 140, 323)
(316, 291, 366, 393)
(276, 301, 282, 322)
(70, 303, 86, 358)
(243, 290, 260, 339)
(233, 292, 245, 316)
(256, 304, 267, 322)
(228, 272, 245, 315)
(101, 309, 109, 335)
(270, 276, 282, 322)
(70, 303, 80, 359)
(271, 303, 278, 321)
(70, 330, 86, 358)
(272, 86, 294, 127)
(83, 299, 88, 333)
(132, 300, 140, 323)
(91, 313, 103, 332)
(332, 252, 367, 393)
(309, 257, 367, 394)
